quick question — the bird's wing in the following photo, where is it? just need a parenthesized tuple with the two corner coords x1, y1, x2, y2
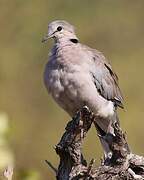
(86, 46, 124, 108)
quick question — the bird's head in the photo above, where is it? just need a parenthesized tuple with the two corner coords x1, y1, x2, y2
(42, 20, 78, 43)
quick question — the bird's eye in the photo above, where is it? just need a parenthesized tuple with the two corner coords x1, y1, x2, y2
(57, 26, 62, 31)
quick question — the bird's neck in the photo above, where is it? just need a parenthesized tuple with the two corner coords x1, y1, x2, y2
(54, 35, 79, 45)
(52, 35, 79, 66)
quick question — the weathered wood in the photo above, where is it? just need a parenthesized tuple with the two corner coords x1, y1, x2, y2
(48, 106, 144, 180)
(55, 106, 94, 180)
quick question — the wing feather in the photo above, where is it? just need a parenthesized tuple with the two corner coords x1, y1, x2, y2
(90, 49, 124, 108)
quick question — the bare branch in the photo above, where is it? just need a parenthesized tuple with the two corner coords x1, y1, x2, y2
(47, 106, 144, 179)
(45, 160, 57, 174)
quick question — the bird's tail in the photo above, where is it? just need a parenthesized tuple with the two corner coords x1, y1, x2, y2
(94, 112, 130, 161)
(94, 111, 119, 135)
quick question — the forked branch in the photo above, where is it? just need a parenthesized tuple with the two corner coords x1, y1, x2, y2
(47, 106, 144, 180)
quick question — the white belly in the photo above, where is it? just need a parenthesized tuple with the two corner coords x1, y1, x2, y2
(44, 63, 114, 118)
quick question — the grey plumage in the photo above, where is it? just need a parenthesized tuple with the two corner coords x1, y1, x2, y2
(43, 20, 123, 159)
(91, 52, 123, 108)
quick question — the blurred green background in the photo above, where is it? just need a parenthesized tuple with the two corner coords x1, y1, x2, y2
(0, 0, 144, 179)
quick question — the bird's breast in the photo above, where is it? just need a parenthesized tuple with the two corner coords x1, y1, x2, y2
(44, 43, 112, 116)
(44, 57, 92, 115)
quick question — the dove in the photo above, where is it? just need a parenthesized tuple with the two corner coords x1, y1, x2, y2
(42, 20, 123, 160)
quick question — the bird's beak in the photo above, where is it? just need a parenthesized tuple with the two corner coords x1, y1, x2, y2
(41, 34, 49, 43)
(41, 32, 54, 43)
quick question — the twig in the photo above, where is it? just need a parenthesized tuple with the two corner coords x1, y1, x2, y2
(45, 160, 57, 174)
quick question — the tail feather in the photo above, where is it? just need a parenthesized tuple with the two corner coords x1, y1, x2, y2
(94, 112, 120, 161)
(94, 112, 130, 161)
(95, 111, 119, 135)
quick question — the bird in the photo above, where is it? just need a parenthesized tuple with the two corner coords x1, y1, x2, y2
(42, 20, 124, 160)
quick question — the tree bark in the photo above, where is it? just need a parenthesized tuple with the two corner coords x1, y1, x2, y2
(47, 106, 144, 180)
